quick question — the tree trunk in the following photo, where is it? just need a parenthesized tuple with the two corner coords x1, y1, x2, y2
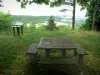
(92, 0, 98, 31)
(92, 5, 97, 31)
(72, 0, 76, 30)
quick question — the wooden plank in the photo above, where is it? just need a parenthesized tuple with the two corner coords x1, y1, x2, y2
(40, 37, 73, 44)
(38, 37, 76, 49)
(38, 44, 77, 49)
(16, 26, 21, 27)
(39, 61, 76, 64)
(12, 26, 16, 27)
(26, 43, 38, 54)
(38, 57, 76, 64)
(26, 43, 38, 64)
(13, 27, 16, 36)
(16, 27, 20, 36)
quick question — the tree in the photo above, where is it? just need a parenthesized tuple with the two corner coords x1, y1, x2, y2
(91, 0, 100, 30)
(0, 12, 13, 31)
(72, 0, 76, 30)
(77, 0, 100, 31)
(46, 16, 56, 31)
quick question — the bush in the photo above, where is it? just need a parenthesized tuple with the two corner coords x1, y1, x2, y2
(80, 17, 92, 31)
(0, 12, 13, 31)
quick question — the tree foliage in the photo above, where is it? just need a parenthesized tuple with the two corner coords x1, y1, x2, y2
(77, 0, 100, 31)
(16, 0, 73, 8)
(80, 17, 92, 30)
(0, 12, 13, 31)
(0, 0, 3, 7)
(16, 0, 61, 8)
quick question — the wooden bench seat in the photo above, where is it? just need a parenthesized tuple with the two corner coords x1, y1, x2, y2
(26, 43, 38, 64)
(74, 44, 88, 65)
(26, 43, 38, 54)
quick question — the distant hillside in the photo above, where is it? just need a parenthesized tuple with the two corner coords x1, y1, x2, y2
(12, 15, 61, 23)
(12, 15, 85, 25)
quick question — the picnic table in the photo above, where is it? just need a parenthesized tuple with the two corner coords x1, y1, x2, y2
(26, 37, 88, 65)
(38, 37, 77, 57)
(12, 22, 24, 36)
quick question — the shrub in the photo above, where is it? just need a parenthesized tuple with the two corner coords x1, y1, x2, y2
(0, 12, 13, 31)
(46, 16, 57, 31)
(80, 17, 92, 31)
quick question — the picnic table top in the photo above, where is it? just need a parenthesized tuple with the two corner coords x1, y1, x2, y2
(38, 37, 77, 49)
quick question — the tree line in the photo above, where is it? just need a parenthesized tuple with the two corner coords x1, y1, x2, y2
(0, 0, 100, 31)
(16, 0, 100, 31)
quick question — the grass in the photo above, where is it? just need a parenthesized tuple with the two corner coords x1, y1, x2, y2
(0, 26, 100, 75)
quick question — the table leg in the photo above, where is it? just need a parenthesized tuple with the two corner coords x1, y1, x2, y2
(45, 49, 50, 57)
(21, 26, 23, 35)
(62, 49, 66, 57)
(74, 49, 77, 56)
(78, 54, 84, 66)
(17, 27, 20, 36)
(13, 27, 16, 36)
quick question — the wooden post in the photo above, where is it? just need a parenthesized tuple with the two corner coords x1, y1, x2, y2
(16, 27, 20, 36)
(28, 54, 38, 75)
(45, 49, 51, 57)
(13, 27, 16, 36)
(78, 54, 84, 66)
(61, 49, 66, 57)
(74, 49, 77, 56)
(28, 54, 38, 64)
(21, 26, 23, 35)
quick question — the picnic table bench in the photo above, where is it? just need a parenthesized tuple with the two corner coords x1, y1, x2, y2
(75, 44, 88, 65)
(26, 37, 88, 65)
(26, 43, 38, 64)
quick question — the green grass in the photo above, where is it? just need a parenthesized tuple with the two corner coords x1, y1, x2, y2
(0, 27, 100, 74)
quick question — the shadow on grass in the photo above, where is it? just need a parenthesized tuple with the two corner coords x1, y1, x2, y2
(25, 62, 80, 75)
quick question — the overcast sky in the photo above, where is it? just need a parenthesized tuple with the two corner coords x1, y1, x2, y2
(0, 0, 87, 17)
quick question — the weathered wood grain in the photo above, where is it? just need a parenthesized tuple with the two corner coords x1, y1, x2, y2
(26, 43, 38, 54)
(38, 37, 76, 49)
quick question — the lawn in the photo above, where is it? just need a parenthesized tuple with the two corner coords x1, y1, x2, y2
(0, 26, 100, 75)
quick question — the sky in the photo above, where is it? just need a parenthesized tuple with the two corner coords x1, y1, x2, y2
(0, 0, 87, 17)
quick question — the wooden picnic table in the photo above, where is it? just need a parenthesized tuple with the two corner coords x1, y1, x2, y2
(26, 37, 88, 75)
(38, 37, 77, 57)
(26, 37, 88, 66)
